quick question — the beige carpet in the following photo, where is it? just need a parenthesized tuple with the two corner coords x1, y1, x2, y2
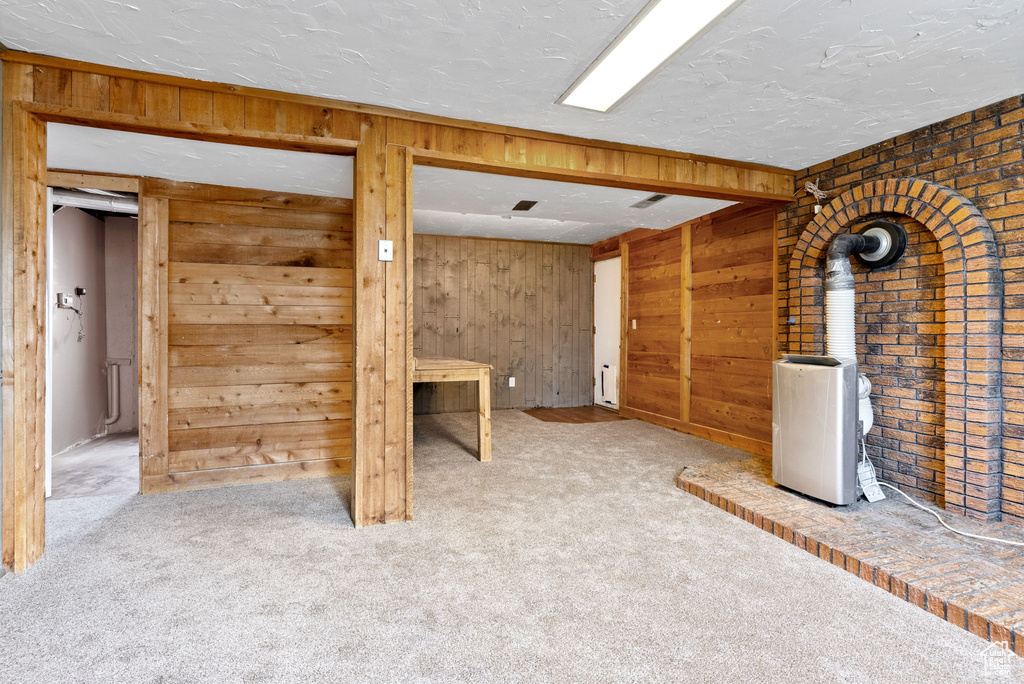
(2, 410, 1021, 682)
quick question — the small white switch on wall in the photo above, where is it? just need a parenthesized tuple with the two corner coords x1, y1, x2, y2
(378, 239, 394, 262)
(509, 377, 515, 387)
(632, 319, 637, 330)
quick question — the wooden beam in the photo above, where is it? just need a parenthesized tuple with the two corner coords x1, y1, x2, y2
(412, 148, 793, 206)
(46, 170, 140, 193)
(21, 101, 359, 155)
(352, 115, 387, 527)
(0, 50, 793, 178)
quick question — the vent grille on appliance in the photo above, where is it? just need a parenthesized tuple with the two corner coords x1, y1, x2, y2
(630, 193, 669, 209)
(512, 200, 538, 211)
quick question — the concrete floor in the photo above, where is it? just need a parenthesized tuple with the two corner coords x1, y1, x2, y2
(51, 431, 139, 499)
(4, 411, 1022, 682)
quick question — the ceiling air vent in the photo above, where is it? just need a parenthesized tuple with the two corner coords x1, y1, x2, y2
(512, 200, 538, 211)
(630, 194, 669, 209)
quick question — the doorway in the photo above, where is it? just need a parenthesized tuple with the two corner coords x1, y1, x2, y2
(46, 186, 140, 500)
(593, 256, 622, 409)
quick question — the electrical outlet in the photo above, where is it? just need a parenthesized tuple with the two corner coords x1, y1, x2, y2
(57, 293, 74, 308)
(509, 377, 515, 387)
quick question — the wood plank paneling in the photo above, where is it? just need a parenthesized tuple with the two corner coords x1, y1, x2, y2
(623, 229, 682, 420)
(689, 206, 775, 443)
(412, 235, 592, 413)
(3, 50, 798, 569)
(616, 205, 775, 454)
(141, 179, 354, 493)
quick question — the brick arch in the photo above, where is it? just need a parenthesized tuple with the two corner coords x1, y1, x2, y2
(785, 179, 1004, 521)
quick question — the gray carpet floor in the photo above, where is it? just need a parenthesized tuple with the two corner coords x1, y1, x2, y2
(2, 410, 1021, 683)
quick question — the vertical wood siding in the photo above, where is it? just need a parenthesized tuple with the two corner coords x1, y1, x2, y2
(412, 235, 593, 412)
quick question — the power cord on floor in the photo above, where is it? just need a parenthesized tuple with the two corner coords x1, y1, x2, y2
(876, 481, 1024, 548)
(860, 441, 1024, 548)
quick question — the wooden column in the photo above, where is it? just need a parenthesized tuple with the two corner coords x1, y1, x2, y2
(137, 189, 169, 494)
(2, 71, 49, 572)
(353, 123, 415, 526)
(383, 143, 413, 522)
(680, 225, 692, 425)
(352, 115, 388, 527)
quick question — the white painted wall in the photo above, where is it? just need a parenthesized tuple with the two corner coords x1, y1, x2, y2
(104, 217, 138, 433)
(51, 208, 109, 455)
(593, 257, 622, 409)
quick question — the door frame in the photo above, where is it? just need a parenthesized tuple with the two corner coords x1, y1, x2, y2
(592, 255, 622, 409)
(0, 102, 363, 572)
(43, 172, 142, 499)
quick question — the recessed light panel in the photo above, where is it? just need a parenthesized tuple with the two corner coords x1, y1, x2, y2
(559, 0, 744, 113)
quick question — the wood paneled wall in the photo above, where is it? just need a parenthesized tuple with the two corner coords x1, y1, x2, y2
(2, 49, 794, 568)
(141, 180, 354, 493)
(413, 235, 593, 412)
(617, 205, 776, 455)
(622, 229, 682, 419)
(690, 207, 775, 443)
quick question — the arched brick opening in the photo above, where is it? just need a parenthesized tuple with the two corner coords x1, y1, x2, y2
(784, 179, 1004, 522)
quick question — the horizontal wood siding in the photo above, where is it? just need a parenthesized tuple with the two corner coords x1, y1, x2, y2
(412, 235, 592, 413)
(156, 181, 353, 479)
(622, 229, 682, 420)
(689, 207, 775, 443)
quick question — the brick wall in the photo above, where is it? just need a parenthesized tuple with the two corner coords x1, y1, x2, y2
(778, 94, 1024, 525)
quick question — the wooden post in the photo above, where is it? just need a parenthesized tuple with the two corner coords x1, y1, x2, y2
(680, 223, 692, 426)
(384, 143, 413, 522)
(138, 189, 169, 494)
(352, 115, 388, 527)
(2, 81, 49, 572)
(477, 367, 491, 462)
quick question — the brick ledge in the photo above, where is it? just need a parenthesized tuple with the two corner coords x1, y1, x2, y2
(676, 459, 1024, 657)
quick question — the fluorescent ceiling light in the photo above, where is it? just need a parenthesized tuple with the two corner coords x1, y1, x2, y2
(559, 0, 744, 113)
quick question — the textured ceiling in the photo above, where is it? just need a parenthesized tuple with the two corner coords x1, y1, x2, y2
(49, 126, 720, 243)
(48, 124, 354, 197)
(413, 167, 733, 242)
(4, 1, 1024, 168)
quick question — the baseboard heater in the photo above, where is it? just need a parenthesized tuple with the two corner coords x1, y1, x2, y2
(599, 364, 618, 406)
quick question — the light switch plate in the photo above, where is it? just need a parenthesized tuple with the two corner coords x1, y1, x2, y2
(378, 239, 394, 262)
(509, 377, 515, 387)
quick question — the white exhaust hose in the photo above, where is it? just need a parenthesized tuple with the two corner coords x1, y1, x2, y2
(825, 286, 873, 435)
(824, 289, 857, 361)
(825, 232, 883, 437)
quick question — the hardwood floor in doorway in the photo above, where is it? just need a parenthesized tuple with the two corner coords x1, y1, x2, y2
(521, 406, 629, 424)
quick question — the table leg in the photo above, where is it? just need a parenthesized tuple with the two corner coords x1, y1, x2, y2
(478, 368, 491, 462)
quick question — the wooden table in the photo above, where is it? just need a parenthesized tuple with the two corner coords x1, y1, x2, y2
(412, 356, 492, 462)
